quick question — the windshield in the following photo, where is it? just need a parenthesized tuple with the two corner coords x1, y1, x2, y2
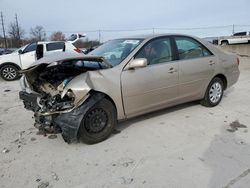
(90, 39, 142, 66)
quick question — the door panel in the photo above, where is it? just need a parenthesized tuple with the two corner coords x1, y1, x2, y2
(178, 56, 216, 99)
(121, 62, 178, 117)
(174, 36, 216, 99)
(20, 42, 37, 69)
(121, 37, 179, 117)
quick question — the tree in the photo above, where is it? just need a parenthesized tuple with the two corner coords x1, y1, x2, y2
(30, 25, 46, 41)
(8, 22, 25, 47)
(50, 31, 66, 41)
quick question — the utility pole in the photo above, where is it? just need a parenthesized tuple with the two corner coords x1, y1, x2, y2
(0, 12, 8, 49)
(232, 24, 235, 35)
(98, 29, 101, 43)
(152, 28, 155, 35)
(15, 13, 20, 47)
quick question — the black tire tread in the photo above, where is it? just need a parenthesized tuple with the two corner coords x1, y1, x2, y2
(79, 98, 117, 144)
(0, 64, 19, 81)
(201, 77, 224, 107)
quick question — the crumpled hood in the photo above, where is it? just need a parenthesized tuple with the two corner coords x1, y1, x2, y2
(19, 52, 110, 74)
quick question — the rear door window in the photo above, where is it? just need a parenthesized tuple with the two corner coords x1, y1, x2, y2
(46, 42, 65, 51)
(175, 37, 212, 60)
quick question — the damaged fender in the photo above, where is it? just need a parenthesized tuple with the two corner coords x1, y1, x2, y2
(60, 73, 92, 106)
(54, 92, 105, 143)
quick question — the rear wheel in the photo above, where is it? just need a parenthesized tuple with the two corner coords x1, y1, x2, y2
(78, 98, 117, 144)
(0, 64, 19, 81)
(201, 77, 224, 107)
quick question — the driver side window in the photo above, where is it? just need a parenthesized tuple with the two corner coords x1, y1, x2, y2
(135, 38, 173, 65)
(23, 43, 37, 53)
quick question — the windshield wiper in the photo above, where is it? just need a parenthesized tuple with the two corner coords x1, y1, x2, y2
(100, 57, 113, 68)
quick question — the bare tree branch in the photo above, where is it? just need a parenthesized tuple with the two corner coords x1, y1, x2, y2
(30, 25, 46, 41)
(50, 31, 65, 41)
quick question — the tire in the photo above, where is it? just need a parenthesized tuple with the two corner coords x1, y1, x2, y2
(0, 64, 19, 81)
(201, 77, 224, 107)
(78, 98, 117, 144)
(221, 41, 229, 46)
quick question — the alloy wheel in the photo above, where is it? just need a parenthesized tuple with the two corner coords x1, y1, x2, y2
(209, 82, 222, 104)
(2, 66, 17, 80)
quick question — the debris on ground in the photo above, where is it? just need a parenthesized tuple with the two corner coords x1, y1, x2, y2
(30, 137, 36, 141)
(12, 131, 27, 146)
(51, 172, 59, 181)
(120, 177, 134, 185)
(112, 158, 134, 167)
(4, 89, 11, 92)
(227, 120, 247, 132)
(48, 135, 57, 139)
(36, 130, 47, 136)
(37, 181, 49, 188)
(112, 129, 121, 134)
(178, 157, 184, 160)
(2, 147, 10, 153)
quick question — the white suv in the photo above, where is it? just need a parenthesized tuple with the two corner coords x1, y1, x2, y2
(0, 41, 81, 81)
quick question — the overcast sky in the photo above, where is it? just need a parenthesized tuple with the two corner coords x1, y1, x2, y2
(1, 0, 250, 41)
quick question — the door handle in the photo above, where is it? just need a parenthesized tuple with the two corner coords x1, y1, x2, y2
(168, 67, 177, 73)
(208, 60, 215, 65)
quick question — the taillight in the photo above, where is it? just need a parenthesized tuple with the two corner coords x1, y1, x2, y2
(236, 57, 240, 65)
(74, 48, 82, 53)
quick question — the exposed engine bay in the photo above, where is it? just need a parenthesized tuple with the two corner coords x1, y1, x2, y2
(19, 55, 110, 143)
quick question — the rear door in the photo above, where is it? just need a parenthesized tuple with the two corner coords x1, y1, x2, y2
(121, 37, 179, 117)
(174, 36, 216, 100)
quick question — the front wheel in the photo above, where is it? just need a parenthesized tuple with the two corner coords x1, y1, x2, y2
(201, 77, 224, 107)
(0, 65, 19, 81)
(78, 98, 117, 144)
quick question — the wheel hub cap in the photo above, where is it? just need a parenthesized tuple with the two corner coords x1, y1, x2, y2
(209, 82, 222, 104)
(85, 108, 108, 134)
(2, 67, 16, 80)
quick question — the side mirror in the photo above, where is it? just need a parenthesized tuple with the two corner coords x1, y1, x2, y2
(18, 49, 23, 54)
(127, 58, 148, 70)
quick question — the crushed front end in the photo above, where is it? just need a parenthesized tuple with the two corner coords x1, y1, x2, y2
(19, 54, 109, 143)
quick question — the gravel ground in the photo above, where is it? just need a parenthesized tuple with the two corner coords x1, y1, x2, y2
(0, 57, 250, 188)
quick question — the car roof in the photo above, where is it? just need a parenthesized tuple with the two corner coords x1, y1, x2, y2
(117, 33, 196, 40)
(37, 41, 69, 44)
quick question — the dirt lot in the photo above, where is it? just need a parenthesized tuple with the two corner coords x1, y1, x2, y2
(0, 57, 250, 188)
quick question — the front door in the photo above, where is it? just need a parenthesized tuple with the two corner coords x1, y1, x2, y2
(121, 37, 179, 117)
(20, 42, 37, 69)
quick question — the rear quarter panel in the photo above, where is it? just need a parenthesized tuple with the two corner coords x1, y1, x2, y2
(202, 41, 240, 89)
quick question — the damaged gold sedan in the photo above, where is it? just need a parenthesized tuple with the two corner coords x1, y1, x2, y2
(19, 34, 240, 144)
